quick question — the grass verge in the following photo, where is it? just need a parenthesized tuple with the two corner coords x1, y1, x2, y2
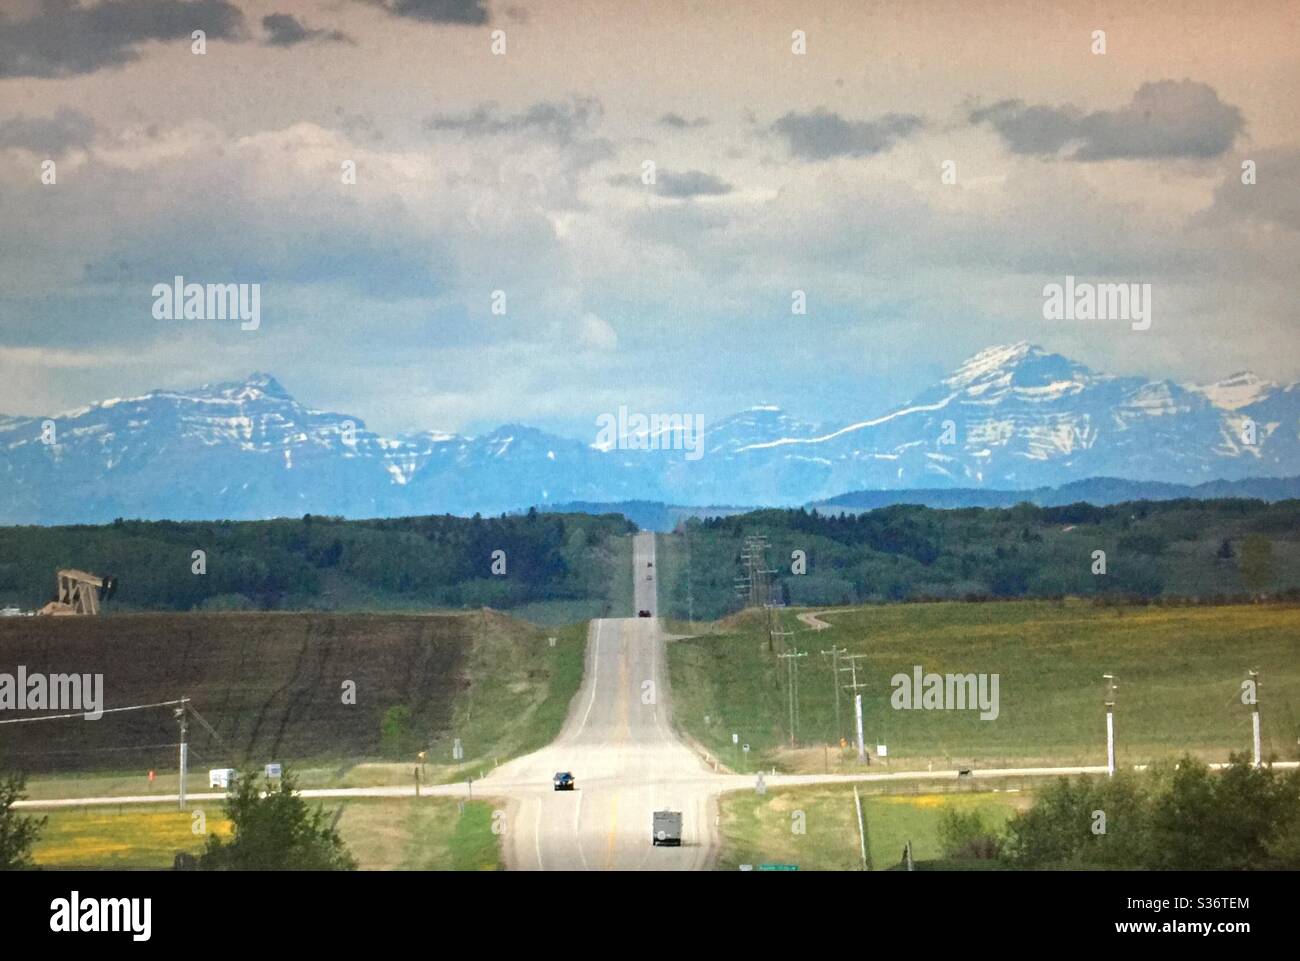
(669, 600, 1300, 772)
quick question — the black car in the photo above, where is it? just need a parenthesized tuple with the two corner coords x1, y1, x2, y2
(553, 771, 575, 791)
(638, 609, 651, 618)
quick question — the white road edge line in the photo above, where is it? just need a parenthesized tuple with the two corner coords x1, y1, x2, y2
(576, 618, 602, 735)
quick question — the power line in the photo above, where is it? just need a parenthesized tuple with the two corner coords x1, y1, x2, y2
(187, 703, 228, 749)
(820, 645, 848, 745)
(0, 697, 188, 725)
(777, 647, 807, 748)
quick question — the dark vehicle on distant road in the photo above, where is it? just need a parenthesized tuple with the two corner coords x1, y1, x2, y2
(638, 609, 651, 617)
(652, 810, 682, 846)
(553, 771, 575, 791)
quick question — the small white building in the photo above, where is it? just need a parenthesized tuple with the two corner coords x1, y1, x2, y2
(208, 768, 238, 789)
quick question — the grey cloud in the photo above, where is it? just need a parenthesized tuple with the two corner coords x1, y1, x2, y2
(659, 113, 710, 129)
(359, 0, 488, 24)
(262, 14, 353, 47)
(654, 170, 733, 198)
(771, 109, 923, 160)
(426, 97, 603, 145)
(968, 100, 1082, 155)
(971, 80, 1244, 161)
(609, 169, 734, 199)
(0, 107, 96, 156)
(1198, 147, 1300, 233)
(0, 0, 245, 78)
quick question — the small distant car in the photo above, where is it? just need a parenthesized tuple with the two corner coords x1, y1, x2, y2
(647, 561, 653, 567)
(553, 771, 575, 791)
(638, 609, 651, 618)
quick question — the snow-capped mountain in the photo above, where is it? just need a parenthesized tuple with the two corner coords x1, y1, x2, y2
(2, 344, 1297, 524)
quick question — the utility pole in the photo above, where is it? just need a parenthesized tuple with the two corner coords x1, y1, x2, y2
(841, 654, 869, 763)
(777, 647, 807, 748)
(853, 785, 872, 871)
(821, 645, 847, 744)
(740, 534, 783, 651)
(1249, 669, 1261, 767)
(1103, 674, 1117, 777)
(174, 697, 190, 810)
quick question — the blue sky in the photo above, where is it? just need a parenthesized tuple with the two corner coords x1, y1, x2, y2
(1, 0, 1297, 439)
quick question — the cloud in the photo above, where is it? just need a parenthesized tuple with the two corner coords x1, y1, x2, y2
(262, 13, 353, 47)
(608, 169, 735, 199)
(0, 107, 96, 156)
(968, 100, 1082, 155)
(427, 97, 603, 145)
(0, 0, 245, 78)
(970, 80, 1245, 161)
(1198, 147, 1300, 233)
(656, 170, 733, 198)
(358, 0, 488, 24)
(771, 109, 923, 160)
(659, 112, 710, 129)
(577, 312, 618, 351)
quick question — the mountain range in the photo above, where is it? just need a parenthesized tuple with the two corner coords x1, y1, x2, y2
(3, 342, 1298, 525)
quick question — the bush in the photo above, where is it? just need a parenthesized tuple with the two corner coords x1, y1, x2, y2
(1001, 756, 1300, 870)
(0, 772, 47, 870)
(198, 767, 356, 871)
(938, 808, 1001, 860)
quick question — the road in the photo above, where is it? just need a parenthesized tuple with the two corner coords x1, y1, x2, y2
(485, 531, 719, 869)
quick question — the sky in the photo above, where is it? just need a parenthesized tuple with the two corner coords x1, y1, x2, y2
(1, 0, 1298, 439)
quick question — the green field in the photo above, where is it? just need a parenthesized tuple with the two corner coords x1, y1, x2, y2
(669, 600, 1300, 772)
(332, 798, 504, 870)
(718, 785, 1025, 871)
(29, 797, 502, 870)
(3, 610, 589, 795)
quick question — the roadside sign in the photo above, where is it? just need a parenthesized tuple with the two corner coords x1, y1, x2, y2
(877, 744, 888, 757)
(265, 762, 282, 779)
(758, 864, 799, 871)
(742, 743, 749, 753)
(452, 738, 464, 760)
(732, 733, 739, 745)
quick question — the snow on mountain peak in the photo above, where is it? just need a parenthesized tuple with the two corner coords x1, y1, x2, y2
(945, 342, 1039, 387)
(186, 372, 293, 404)
(943, 343, 1096, 401)
(1189, 371, 1277, 411)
